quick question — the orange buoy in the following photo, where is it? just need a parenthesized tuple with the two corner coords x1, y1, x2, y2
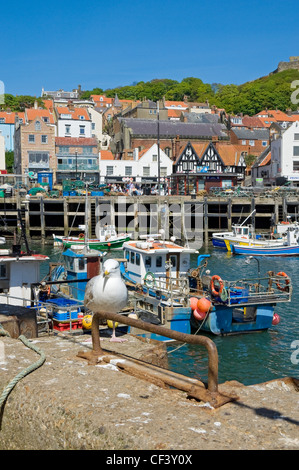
(197, 297, 212, 313)
(190, 297, 199, 310)
(193, 308, 207, 321)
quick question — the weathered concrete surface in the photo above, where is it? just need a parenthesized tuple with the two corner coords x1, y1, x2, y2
(0, 332, 298, 450)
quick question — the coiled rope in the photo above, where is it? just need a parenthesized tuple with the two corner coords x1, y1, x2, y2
(0, 324, 46, 408)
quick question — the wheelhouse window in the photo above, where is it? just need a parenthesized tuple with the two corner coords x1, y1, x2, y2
(145, 256, 151, 267)
(156, 256, 162, 268)
(0, 264, 7, 278)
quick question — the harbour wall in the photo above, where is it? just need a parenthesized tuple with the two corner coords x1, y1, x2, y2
(1, 194, 298, 246)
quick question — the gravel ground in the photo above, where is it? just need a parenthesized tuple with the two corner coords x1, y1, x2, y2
(0, 331, 298, 451)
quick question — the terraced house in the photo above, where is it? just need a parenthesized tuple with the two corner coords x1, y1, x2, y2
(14, 108, 56, 179)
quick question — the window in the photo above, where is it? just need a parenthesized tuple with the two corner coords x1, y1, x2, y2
(262, 141, 267, 147)
(143, 167, 150, 176)
(164, 147, 171, 157)
(28, 152, 49, 167)
(161, 167, 167, 176)
(0, 118, 5, 123)
(65, 125, 71, 135)
(242, 140, 247, 145)
(41, 135, 48, 144)
(79, 115, 85, 120)
(130, 251, 135, 264)
(170, 256, 176, 268)
(59, 146, 69, 154)
(156, 256, 162, 268)
(79, 125, 85, 135)
(293, 146, 299, 157)
(35, 121, 41, 131)
(0, 264, 7, 279)
(91, 123, 95, 130)
(249, 140, 255, 146)
(145, 256, 151, 267)
(78, 258, 85, 271)
(28, 134, 35, 143)
(295, 134, 299, 141)
(152, 154, 157, 162)
(106, 166, 113, 175)
(293, 161, 299, 171)
(136, 253, 140, 266)
(43, 117, 49, 123)
(125, 166, 132, 176)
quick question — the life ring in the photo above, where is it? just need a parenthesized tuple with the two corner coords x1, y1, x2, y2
(79, 233, 85, 239)
(144, 271, 156, 288)
(210, 275, 224, 297)
(276, 272, 290, 291)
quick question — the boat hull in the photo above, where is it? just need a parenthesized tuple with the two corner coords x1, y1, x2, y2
(61, 236, 131, 250)
(231, 243, 299, 256)
(195, 304, 275, 335)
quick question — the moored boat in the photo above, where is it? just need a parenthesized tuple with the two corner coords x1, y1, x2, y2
(229, 226, 299, 256)
(119, 234, 291, 339)
(53, 225, 131, 251)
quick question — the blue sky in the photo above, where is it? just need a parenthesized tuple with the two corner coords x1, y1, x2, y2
(1, 0, 299, 96)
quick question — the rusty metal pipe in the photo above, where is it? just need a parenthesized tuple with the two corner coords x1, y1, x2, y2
(92, 311, 219, 393)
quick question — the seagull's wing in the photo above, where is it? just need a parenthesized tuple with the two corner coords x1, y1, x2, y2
(84, 276, 98, 308)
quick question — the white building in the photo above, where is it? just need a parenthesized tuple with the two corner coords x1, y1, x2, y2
(55, 106, 92, 138)
(99, 144, 173, 184)
(0, 134, 5, 170)
(271, 121, 299, 184)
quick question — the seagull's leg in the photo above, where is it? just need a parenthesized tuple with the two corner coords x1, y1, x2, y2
(110, 321, 127, 342)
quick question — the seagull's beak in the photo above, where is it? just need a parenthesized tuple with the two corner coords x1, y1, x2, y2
(104, 269, 110, 277)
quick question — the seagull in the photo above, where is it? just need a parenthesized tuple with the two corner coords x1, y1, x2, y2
(84, 258, 128, 342)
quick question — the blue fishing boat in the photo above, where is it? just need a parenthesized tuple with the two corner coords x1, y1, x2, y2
(230, 226, 299, 257)
(120, 236, 292, 338)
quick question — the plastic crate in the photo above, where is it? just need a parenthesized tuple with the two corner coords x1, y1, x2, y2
(46, 298, 81, 321)
(230, 287, 249, 304)
(53, 318, 83, 331)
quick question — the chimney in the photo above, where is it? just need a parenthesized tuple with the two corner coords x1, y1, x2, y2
(34, 100, 38, 109)
(175, 135, 180, 161)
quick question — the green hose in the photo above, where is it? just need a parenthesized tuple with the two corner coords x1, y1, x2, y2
(0, 325, 46, 408)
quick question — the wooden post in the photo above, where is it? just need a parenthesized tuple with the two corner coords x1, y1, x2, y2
(227, 198, 232, 231)
(63, 198, 69, 236)
(40, 196, 45, 242)
(204, 197, 208, 246)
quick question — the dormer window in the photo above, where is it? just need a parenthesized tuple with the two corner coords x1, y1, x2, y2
(79, 115, 85, 120)
(35, 121, 41, 130)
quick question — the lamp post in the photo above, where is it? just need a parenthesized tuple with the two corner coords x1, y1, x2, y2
(75, 151, 78, 180)
(246, 255, 260, 291)
(157, 101, 161, 196)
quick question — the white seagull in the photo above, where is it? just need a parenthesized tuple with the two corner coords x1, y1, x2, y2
(84, 258, 128, 342)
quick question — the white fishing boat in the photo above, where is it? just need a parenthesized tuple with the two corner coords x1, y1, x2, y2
(212, 210, 291, 251)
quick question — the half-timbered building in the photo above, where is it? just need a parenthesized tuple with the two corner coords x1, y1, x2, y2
(171, 141, 246, 195)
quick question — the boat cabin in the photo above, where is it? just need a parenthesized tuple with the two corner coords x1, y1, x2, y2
(95, 225, 117, 240)
(231, 224, 254, 239)
(62, 246, 103, 301)
(0, 245, 48, 306)
(123, 239, 197, 288)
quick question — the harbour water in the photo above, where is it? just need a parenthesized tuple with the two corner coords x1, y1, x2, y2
(34, 242, 299, 387)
